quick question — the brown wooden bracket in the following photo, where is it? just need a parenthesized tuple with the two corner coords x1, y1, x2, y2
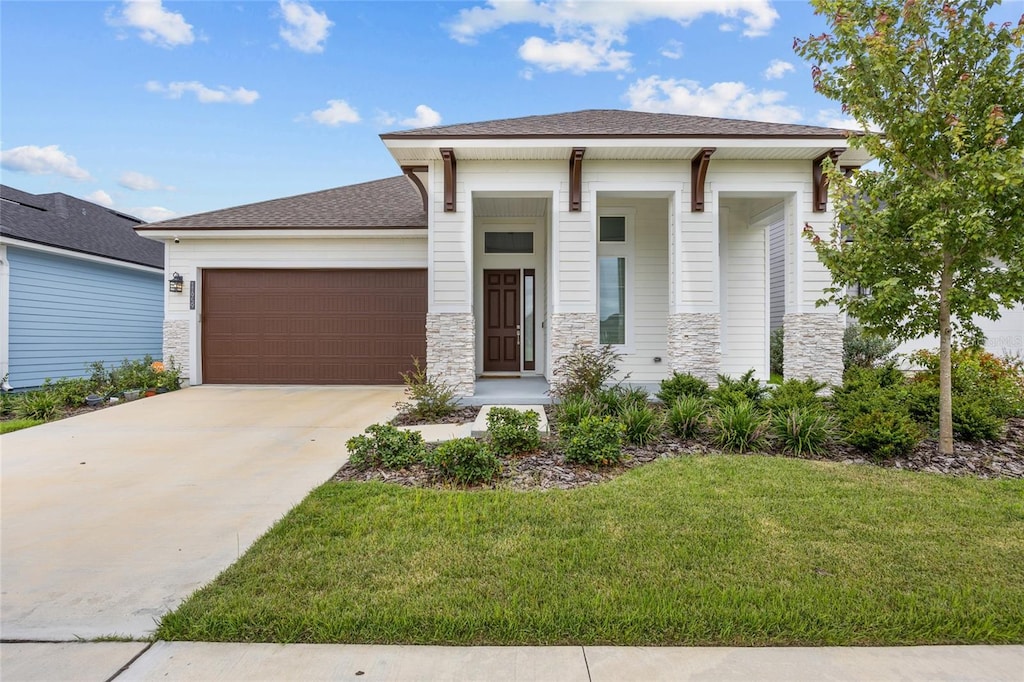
(840, 165, 860, 178)
(813, 148, 845, 212)
(440, 148, 457, 213)
(569, 147, 585, 212)
(401, 165, 428, 212)
(690, 148, 715, 212)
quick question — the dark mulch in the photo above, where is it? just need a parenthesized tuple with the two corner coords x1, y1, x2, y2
(390, 406, 479, 427)
(335, 411, 1024, 491)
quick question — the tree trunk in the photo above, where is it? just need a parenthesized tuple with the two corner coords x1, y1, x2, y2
(938, 253, 954, 455)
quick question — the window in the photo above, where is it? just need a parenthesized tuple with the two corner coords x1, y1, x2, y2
(596, 212, 632, 347)
(599, 257, 626, 344)
(484, 231, 533, 254)
(599, 216, 626, 242)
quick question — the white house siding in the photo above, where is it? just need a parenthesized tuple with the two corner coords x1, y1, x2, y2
(163, 234, 427, 384)
(769, 216, 786, 331)
(719, 202, 768, 378)
(596, 197, 670, 382)
(894, 304, 1024, 362)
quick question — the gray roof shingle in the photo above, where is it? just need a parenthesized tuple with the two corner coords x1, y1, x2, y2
(381, 109, 854, 139)
(0, 185, 163, 268)
(138, 175, 426, 231)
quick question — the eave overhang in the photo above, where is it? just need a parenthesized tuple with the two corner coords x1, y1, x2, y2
(133, 228, 428, 240)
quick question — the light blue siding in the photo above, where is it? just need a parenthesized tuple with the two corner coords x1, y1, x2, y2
(7, 246, 163, 389)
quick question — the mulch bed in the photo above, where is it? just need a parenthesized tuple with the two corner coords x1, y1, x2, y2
(336, 408, 1024, 491)
(390, 406, 479, 427)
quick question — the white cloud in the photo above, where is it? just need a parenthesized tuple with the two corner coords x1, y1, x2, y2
(763, 59, 794, 80)
(625, 76, 803, 124)
(278, 0, 333, 53)
(401, 105, 442, 128)
(0, 144, 92, 180)
(447, 1, 778, 73)
(659, 39, 683, 60)
(132, 206, 178, 222)
(519, 36, 631, 73)
(816, 110, 859, 129)
(106, 0, 194, 48)
(719, 22, 737, 32)
(310, 99, 360, 126)
(85, 190, 115, 207)
(146, 80, 259, 105)
(119, 170, 174, 191)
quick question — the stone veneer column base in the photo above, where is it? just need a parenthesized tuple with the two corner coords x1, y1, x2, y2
(666, 313, 722, 386)
(783, 312, 845, 387)
(163, 319, 191, 386)
(548, 312, 599, 388)
(426, 312, 476, 397)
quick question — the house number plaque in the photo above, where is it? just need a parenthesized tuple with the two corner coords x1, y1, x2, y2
(190, 281, 196, 310)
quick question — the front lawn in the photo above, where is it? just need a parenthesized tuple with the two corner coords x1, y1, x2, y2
(0, 418, 43, 434)
(157, 456, 1024, 646)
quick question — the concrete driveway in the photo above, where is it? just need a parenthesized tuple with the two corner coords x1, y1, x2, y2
(0, 385, 402, 641)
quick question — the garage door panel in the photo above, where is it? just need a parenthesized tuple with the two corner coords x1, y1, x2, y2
(202, 269, 427, 385)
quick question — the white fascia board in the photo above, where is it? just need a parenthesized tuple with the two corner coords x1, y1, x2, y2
(0, 236, 163, 273)
(136, 229, 428, 240)
(383, 136, 856, 152)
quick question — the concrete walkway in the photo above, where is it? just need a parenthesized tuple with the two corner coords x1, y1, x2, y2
(0, 385, 403, 641)
(1, 642, 1021, 681)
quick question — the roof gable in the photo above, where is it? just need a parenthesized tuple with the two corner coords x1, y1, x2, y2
(138, 175, 426, 230)
(0, 185, 163, 268)
(381, 109, 855, 140)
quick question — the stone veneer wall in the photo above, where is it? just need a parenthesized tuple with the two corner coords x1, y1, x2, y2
(548, 312, 599, 386)
(426, 312, 476, 396)
(163, 319, 190, 386)
(666, 312, 722, 386)
(783, 312, 845, 387)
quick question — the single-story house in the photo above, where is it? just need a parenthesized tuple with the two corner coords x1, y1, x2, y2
(0, 184, 165, 390)
(137, 109, 876, 395)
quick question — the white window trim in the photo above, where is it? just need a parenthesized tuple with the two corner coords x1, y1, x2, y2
(596, 208, 636, 352)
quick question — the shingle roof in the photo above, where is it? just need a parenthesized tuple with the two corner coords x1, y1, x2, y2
(138, 175, 426, 230)
(381, 109, 854, 139)
(0, 185, 163, 268)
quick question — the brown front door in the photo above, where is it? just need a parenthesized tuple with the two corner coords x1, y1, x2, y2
(483, 269, 520, 372)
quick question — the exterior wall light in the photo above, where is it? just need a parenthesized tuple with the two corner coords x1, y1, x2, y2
(169, 272, 184, 293)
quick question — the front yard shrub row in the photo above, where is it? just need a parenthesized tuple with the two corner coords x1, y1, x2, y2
(561, 415, 625, 465)
(346, 423, 425, 470)
(0, 356, 183, 428)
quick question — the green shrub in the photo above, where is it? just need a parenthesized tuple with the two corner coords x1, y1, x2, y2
(1, 391, 16, 416)
(904, 379, 940, 427)
(833, 364, 909, 428)
(667, 395, 707, 439)
(765, 378, 826, 416)
(620, 386, 650, 411)
(345, 423, 425, 470)
(620, 403, 662, 445)
(14, 390, 63, 421)
(712, 370, 768, 408)
(550, 342, 627, 401)
(843, 323, 897, 370)
(425, 438, 500, 485)
(953, 399, 1003, 441)
(595, 387, 625, 416)
(561, 415, 624, 466)
(711, 400, 767, 453)
(555, 396, 596, 429)
(395, 357, 459, 422)
(486, 407, 541, 456)
(910, 348, 1024, 419)
(51, 377, 92, 407)
(846, 410, 921, 460)
(773, 408, 835, 456)
(657, 372, 710, 404)
(770, 327, 785, 377)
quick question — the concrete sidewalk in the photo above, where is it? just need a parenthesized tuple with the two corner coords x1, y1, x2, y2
(2, 642, 1022, 682)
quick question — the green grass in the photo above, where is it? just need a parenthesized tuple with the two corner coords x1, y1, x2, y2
(0, 418, 44, 434)
(157, 457, 1024, 646)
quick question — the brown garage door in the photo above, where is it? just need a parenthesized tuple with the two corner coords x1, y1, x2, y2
(201, 269, 426, 384)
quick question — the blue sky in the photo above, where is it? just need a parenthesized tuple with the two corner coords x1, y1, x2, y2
(1, 1, 1015, 222)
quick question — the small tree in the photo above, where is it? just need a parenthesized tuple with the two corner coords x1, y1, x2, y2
(795, 0, 1024, 454)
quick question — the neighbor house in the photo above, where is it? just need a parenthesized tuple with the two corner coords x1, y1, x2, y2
(0, 185, 164, 389)
(137, 109, 877, 395)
